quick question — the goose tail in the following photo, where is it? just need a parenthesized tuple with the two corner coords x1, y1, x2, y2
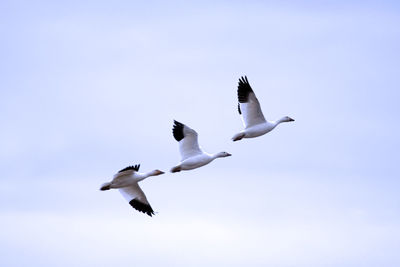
(100, 182, 112, 191)
(232, 132, 245, 142)
(170, 166, 182, 173)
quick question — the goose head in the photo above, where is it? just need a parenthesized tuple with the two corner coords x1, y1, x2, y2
(150, 170, 165, 176)
(215, 151, 232, 158)
(279, 116, 295, 123)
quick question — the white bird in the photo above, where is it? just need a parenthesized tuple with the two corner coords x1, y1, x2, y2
(232, 76, 294, 141)
(170, 120, 231, 173)
(100, 164, 164, 216)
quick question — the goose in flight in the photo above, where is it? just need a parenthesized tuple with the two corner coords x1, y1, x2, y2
(100, 164, 164, 216)
(170, 120, 231, 173)
(232, 76, 294, 141)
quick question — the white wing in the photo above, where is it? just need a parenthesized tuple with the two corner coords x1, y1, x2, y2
(172, 120, 203, 161)
(237, 76, 266, 128)
(119, 183, 154, 216)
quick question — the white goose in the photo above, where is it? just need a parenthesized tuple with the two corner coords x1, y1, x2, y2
(100, 164, 164, 216)
(232, 76, 294, 141)
(170, 120, 231, 173)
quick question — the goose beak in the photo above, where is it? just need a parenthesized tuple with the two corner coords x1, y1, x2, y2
(288, 117, 295, 122)
(227, 153, 232, 157)
(155, 170, 165, 175)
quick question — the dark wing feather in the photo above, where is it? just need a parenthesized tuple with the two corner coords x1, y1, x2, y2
(237, 76, 254, 103)
(172, 120, 185, 141)
(129, 199, 155, 217)
(118, 164, 140, 173)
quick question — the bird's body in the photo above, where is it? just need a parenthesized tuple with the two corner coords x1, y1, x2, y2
(170, 120, 231, 173)
(104, 171, 145, 189)
(100, 164, 164, 216)
(175, 152, 220, 171)
(233, 76, 294, 141)
(234, 121, 278, 139)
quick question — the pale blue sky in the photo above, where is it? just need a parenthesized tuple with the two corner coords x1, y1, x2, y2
(1, 1, 400, 266)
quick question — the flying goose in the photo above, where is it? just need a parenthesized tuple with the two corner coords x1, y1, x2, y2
(170, 120, 231, 173)
(232, 76, 294, 141)
(100, 164, 164, 216)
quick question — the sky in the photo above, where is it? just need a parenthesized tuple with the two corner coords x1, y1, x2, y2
(1, 0, 400, 266)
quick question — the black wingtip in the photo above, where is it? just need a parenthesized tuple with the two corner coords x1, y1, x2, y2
(238, 75, 249, 85)
(129, 199, 155, 217)
(118, 164, 140, 173)
(237, 103, 241, 114)
(172, 120, 185, 142)
(237, 75, 253, 103)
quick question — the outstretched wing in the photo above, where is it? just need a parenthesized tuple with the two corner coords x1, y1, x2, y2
(172, 120, 203, 161)
(119, 183, 155, 216)
(118, 164, 140, 173)
(237, 76, 266, 128)
(113, 164, 140, 179)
